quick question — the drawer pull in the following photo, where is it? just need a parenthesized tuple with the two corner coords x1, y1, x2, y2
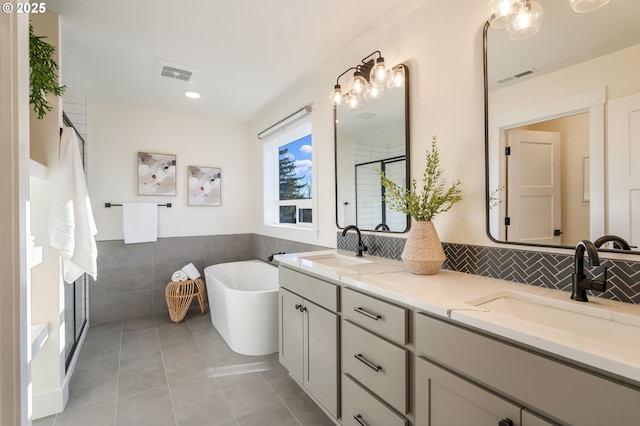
(354, 353, 382, 372)
(354, 306, 382, 321)
(354, 414, 369, 426)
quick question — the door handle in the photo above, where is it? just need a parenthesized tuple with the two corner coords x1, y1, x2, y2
(354, 414, 368, 426)
(354, 353, 382, 372)
(353, 307, 382, 321)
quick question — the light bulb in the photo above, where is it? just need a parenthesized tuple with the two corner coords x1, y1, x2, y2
(364, 83, 383, 101)
(370, 57, 387, 84)
(345, 93, 361, 110)
(352, 73, 367, 95)
(331, 85, 343, 105)
(487, 0, 523, 28)
(387, 66, 405, 90)
(507, 0, 543, 40)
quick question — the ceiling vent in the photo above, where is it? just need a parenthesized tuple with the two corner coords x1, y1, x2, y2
(496, 68, 537, 84)
(354, 110, 381, 119)
(154, 59, 199, 83)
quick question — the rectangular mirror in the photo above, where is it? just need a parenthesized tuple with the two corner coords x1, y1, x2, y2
(335, 64, 410, 232)
(484, 0, 640, 253)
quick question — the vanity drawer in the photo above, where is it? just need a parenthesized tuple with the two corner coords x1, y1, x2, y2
(342, 320, 408, 414)
(342, 374, 408, 426)
(342, 287, 409, 345)
(279, 266, 338, 312)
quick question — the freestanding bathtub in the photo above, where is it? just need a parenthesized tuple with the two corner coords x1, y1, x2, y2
(204, 260, 279, 356)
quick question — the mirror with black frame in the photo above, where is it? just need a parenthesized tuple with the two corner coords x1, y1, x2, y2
(484, 0, 640, 253)
(335, 64, 410, 233)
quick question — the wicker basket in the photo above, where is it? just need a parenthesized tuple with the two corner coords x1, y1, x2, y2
(165, 278, 206, 323)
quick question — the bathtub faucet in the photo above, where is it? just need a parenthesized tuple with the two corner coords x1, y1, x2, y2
(342, 225, 368, 257)
(267, 252, 285, 262)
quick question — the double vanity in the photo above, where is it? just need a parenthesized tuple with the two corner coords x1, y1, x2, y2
(275, 250, 640, 426)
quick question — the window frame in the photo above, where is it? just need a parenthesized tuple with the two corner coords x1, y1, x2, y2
(263, 119, 315, 230)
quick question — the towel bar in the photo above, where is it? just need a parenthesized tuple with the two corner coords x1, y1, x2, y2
(105, 202, 172, 208)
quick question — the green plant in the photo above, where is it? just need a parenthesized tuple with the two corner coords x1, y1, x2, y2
(29, 23, 66, 119)
(378, 135, 462, 221)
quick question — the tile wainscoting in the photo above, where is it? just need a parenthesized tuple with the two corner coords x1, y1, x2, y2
(338, 232, 640, 304)
(92, 231, 639, 325)
(91, 234, 328, 324)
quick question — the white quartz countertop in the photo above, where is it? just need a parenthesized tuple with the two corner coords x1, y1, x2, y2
(275, 249, 640, 386)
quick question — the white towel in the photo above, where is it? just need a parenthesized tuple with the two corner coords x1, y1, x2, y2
(49, 128, 99, 283)
(171, 270, 188, 282)
(122, 202, 158, 244)
(182, 263, 201, 280)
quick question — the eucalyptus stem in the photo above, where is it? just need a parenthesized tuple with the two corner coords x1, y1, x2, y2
(378, 136, 462, 221)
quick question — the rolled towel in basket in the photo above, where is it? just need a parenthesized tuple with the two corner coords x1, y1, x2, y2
(171, 270, 188, 282)
(182, 263, 201, 280)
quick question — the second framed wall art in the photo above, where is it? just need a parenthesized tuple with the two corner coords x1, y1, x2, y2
(188, 166, 221, 206)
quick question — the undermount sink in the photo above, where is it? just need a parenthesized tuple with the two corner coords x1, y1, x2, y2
(465, 290, 640, 347)
(299, 253, 373, 268)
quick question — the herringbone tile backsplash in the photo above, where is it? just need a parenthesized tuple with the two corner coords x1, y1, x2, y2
(337, 232, 640, 304)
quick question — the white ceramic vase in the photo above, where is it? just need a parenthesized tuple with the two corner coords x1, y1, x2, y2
(401, 220, 446, 275)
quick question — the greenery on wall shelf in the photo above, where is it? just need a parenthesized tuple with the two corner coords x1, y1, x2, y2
(29, 23, 66, 119)
(378, 135, 462, 221)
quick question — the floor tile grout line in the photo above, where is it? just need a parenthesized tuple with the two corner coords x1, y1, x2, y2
(257, 365, 304, 426)
(156, 322, 179, 426)
(113, 321, 123, 426)
(186, 316, 241, 425)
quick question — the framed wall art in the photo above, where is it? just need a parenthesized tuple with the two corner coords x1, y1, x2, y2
(188, 166, 221, 206)
(138, 152, 177, 196)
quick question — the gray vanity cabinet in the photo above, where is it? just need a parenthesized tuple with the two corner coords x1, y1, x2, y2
(278, 267, 339, 419)
(415, 356, 523, 425)
(341, 287, 411, 424)
(414, 312, 640, 426)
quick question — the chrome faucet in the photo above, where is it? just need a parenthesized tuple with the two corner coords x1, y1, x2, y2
(342, 225, 368, 257)
(571, 240, 608, 302)
(593, 235, 632, 251)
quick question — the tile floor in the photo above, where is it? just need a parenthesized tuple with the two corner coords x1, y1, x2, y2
(34, 310, 335, 426)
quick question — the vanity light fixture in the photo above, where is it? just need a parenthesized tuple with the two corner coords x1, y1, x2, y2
(332, 51, 404, 108)
(488, 0, 610, 40)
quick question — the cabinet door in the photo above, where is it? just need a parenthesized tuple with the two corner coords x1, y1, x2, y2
(415, 357, 521, 426)
(522, 409, 559, 426)
(279, 288, 303, 383)
(305, 300, 339, 418)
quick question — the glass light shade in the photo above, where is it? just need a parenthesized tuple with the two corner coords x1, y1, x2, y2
(351, 73, 368, 95)
(568, 0, 610, 13)
(370, 57, 387, 84)
(387, 66, 405, 90)
(507, 1, 543, 40)
(331, 85, 343, 105)
(364, 83, 383, 101)
(487, 0, 523, 28)
(345, 93, 361, 110)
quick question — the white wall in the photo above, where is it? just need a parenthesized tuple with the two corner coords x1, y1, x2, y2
(250, 0, 488, 247)
(87, 98, 254, 240)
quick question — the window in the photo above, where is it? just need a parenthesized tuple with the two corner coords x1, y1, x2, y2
(263, 120, 314, 228)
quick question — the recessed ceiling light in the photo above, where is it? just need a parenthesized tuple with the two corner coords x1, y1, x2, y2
(184, 91, 201, 99)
